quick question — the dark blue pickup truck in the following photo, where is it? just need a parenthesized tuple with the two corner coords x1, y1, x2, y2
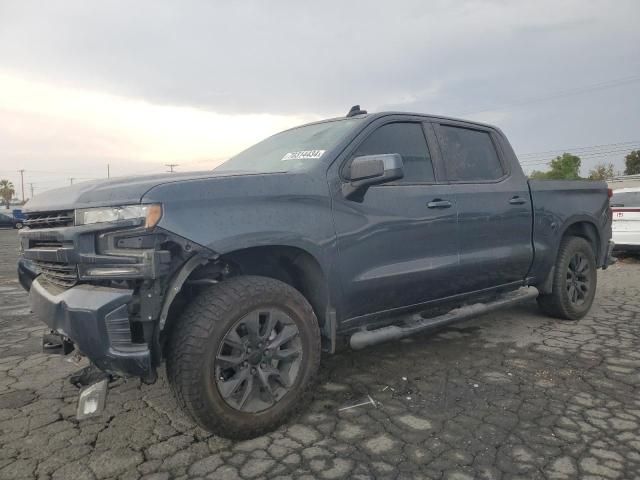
(18, 107, 613, 438)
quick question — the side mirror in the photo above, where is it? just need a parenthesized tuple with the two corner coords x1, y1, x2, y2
(342, 154, 404, 200)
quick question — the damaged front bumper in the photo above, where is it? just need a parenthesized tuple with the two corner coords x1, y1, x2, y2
(17, 258, 38, 291)
(29, 277, 154, 380)
(18, 214, 216, 383)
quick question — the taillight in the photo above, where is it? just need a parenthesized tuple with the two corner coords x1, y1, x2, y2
(607, 188, 613, 198)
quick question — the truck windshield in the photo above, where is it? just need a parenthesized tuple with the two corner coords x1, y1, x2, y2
(215, 118, 363, 173)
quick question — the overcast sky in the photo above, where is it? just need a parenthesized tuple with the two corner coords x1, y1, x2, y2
(1, 0, 639, 198)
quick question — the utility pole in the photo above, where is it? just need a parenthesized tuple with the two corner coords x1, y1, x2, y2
(107, 164, 110, 178)
(29, 183, 35, 199)
(18, 169, 25, 202)
(69, 178, 75, 185)
(165, 163, 179, 173)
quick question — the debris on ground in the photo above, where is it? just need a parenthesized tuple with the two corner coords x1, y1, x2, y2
(338, 394, 377, 411)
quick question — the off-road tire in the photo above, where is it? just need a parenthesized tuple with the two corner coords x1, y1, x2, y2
(166, 275, 321, 439)
(537, 236, 597, 320)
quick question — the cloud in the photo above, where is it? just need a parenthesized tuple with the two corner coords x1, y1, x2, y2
(0, 72, 315, 162)
(0, 72, 316, 194)
(2, 0, 637, 116)
(0, 0, 639, 192)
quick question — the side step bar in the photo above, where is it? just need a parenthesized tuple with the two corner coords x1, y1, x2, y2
(350, 287, 539, 350)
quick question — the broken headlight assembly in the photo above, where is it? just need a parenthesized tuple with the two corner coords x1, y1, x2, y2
(75, 204, 162, 228)
(75, 204, 167, 281)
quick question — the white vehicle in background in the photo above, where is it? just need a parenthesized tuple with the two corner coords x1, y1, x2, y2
(611, 187, 640, 251)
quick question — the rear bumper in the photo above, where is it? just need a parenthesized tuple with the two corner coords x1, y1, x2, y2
(29, 278, 152, 378)
(612, 231, 640, 248)
(613, 244, 640, 251)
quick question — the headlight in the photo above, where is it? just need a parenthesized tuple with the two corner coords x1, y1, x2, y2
(75, 204, 162, 228)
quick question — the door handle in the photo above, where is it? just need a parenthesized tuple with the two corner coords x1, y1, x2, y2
(427, 199, 452, 209)
(509, 196, 526, 205)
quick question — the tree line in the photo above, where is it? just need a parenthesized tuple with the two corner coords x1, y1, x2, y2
(529, 149, 640, 180)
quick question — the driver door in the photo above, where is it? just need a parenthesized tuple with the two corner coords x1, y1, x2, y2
(329, 119, 459, 323)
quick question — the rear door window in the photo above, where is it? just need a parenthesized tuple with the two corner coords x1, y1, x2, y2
(351, 123, 435, 183)
(437, 125, 505, 181)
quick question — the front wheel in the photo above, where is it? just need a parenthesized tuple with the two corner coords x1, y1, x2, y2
(166, 275, 321, 439)
(537, 236, 597, 320)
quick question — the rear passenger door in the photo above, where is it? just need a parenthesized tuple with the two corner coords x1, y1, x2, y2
(433, 121, 533, 293)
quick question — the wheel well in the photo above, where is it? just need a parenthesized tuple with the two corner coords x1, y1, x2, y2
(187, 246, 330, 332)
(562, 221, 600, 257)
(537, 220, 601, 295)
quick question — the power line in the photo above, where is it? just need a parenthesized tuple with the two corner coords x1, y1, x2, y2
(517, 141, 640, 165)
(461, 73, 640, 116)
(518, 140, 640, 158)
(519, 146, 640, 165)
(0, 168, 99, 175)
(521, 150, 639, 165)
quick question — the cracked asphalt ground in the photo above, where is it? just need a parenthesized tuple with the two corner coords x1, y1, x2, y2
(1, 229, 639, 480)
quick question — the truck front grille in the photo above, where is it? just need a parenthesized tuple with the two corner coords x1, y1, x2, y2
(33, 260, 79, 288)
(24, 211, 74, 229)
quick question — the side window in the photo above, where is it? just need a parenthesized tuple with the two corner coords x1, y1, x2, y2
(438, 125, 505, 181)
(352, 123, 435, 183)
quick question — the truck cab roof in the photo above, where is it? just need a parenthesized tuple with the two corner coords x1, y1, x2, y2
(289, 109, 501, 135)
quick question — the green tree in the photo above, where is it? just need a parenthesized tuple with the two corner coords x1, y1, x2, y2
(528, 153, 582, 180)
(588, 162, 615, 180)
(625, 150, 640, 175)
(0, 179, 15, 208)
(528, 169, 550, 179)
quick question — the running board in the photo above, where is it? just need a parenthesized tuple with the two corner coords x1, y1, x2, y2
(349, 287, 539, 350)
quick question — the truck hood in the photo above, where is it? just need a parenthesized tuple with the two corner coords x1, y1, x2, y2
(23, 170, 262, 212)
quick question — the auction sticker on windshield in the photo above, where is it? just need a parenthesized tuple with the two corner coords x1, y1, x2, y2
(281, 150, 326, 161)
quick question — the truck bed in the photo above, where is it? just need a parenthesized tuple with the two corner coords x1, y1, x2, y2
(527, 179, 611, 283)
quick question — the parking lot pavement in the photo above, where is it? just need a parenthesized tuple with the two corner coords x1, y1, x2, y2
(0, 228, 639, 480)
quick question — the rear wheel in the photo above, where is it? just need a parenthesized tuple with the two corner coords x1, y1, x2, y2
(166, 275, 321, 439)
(537, 236, 597, 320)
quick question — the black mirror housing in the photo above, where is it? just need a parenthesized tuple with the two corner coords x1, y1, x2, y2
(350, 157, 385, 181)
(343, 154, 404, 201)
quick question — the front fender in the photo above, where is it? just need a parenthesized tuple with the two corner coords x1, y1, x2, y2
(158, 252, 215, 331)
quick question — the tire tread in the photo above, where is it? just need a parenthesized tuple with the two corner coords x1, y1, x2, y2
(166, 275, 321, 439)
(537, 236, 596, 320)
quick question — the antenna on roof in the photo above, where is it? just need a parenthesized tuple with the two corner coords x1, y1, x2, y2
(346, 105, 367, 117)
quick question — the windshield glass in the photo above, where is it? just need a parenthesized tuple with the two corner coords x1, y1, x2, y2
(215, 118, 363, 173)
(611, 191, 640, 207)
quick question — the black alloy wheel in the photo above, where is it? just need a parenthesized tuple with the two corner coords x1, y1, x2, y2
(215, 308, 303, 413)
